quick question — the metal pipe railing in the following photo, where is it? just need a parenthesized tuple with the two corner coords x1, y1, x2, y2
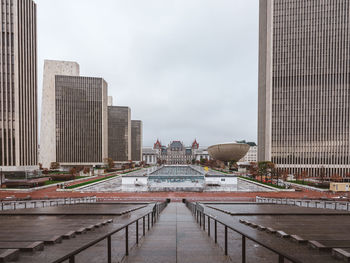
(53, 201, 167, 263)
(185, 200, 302, 263)
(0, 196, 97, 211)
(256, 196, 350, 211)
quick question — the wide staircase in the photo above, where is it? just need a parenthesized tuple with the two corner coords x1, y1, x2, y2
(125, 202, 231, 263)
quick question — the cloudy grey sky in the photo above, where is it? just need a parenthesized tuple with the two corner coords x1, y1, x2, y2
(36, 0, 259, 147)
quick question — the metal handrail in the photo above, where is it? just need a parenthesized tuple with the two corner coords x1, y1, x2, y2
(256, 196, 350, 211)
(53, 201, 167, 263)
(185, 200, 302, 263)
(0, 196, 97, 211)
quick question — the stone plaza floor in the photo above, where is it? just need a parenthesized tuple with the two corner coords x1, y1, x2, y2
(0, 200, 349, 262)
(202, 202, 350, 262)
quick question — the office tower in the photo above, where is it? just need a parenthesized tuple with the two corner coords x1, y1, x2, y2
(108, 106, 131, 161)
(258, 0, 350, 177)
(0, 0, 37, 172)
(108, 96, 113, 107)
(40, 60, 108, 168)
(131, 120, 142, 161)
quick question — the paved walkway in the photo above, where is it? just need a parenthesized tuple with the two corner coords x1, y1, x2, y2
(125, 203, 230, 263)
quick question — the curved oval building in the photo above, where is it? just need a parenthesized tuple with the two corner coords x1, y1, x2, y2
(207, 143, 250, 162)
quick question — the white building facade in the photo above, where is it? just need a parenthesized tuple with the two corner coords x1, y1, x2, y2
(239, 146, 257, 163)
(142, 148, 158, 165)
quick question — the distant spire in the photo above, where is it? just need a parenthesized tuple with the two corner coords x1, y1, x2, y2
(192, 139, 199, 149)
(154, 139, 162, 149)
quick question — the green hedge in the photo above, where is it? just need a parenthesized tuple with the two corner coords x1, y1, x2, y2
(211, 168, 230, 174)
(44, 180, 62, 186)
(121, 168, 141, 174)
(289, 180, 329, 189)
(66, 175, 117, 189)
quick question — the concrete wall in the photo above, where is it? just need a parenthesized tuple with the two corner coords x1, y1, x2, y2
(205, 177, 237, 185)
(330, 183, 350, 192)
(122, 176, 148, 185)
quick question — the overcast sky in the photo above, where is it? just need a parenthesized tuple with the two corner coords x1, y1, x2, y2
(36, 0, 259, 147)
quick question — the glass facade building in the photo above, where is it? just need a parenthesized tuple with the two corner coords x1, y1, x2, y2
(258, 0, 350, 177)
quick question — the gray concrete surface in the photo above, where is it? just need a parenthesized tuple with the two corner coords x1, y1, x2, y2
(125, 203, 231, 263)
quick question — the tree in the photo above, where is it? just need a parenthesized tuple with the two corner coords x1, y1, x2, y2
(270, 166, 279, 186)
(50, 162, 60, 170)
(300, 170, 308, 184)
(69, 167, 77, 175)
(249, 162, 259, 180)
(257, 161, 275, 182)
(318, 167, 326, 182)
(104, 158, 114, 169)
(331, 173, 342, 182)
(228, 160, 237, 170)
(281, 169, 289, 181)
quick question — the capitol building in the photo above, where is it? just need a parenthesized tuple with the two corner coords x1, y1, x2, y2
(142, 140, 210, 165)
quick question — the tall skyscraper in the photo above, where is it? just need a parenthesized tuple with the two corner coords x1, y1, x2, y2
(108, 106, 131, 161)
(40, 60, 80, 168)
(131, 120, 142, 161)
(258, 0, 350, 177)
(0, 0, 37, 172)
(40, 60, 108, 168)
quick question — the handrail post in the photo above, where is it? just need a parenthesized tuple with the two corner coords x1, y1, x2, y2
(69, 256, 75, 263)
(107, 236, 111, 263)
(278, 255, 284, 263)
(148, 213, 150, 230)
(143, 216, 145, 236)
(151, 211, 154, 227)
(224, 226, 228, 255)
(136, 220, 139, 244)
(214, 220, 217, 243)
(203, 214, 205, 231)
(242, 236, 246, 263)
(199, 211, 202, 227)
(125, 225, 129, 256)
(208, 217, 210, 236)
